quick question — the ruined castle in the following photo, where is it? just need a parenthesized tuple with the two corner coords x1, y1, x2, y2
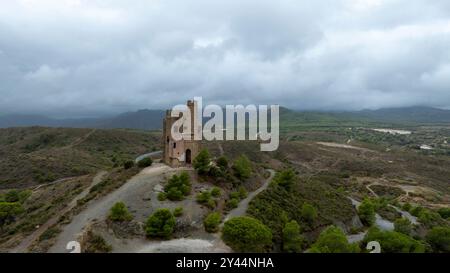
(162, 100, 200, 167)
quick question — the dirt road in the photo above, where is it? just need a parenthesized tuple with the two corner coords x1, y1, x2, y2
(224, 169, 275, 221)
(11, 171, 107, 253)
(112, 168, 275, 253)
(48, 164, 175, 253)
(48, 165, 275, 253)
(135, 150, 162, 163)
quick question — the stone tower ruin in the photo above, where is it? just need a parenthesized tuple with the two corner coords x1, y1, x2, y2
(162, 100, 200, 167)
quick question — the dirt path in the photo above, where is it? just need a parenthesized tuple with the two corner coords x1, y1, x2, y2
(48, 166, 275, 253)
(63, 129, 96, 149)
(11, 171, 107, 253)
(217, 143, 224, 156)
(48, 164, 176, 253)
(32, 176, 82, 192)
(316, 142, 373, 152)
(135, 150, 162, 163)
(224, 169, 275, 221)
(366, 184, 379, 198)
(116, 168, 275, 253)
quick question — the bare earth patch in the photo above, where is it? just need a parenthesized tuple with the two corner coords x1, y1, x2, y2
(316, 142, 373, 152)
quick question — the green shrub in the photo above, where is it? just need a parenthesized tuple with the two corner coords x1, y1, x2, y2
(402, 203, 412, 212)
(196, 191, 212, 204)
(164, 172, 191, 201)
(437, 208, 450, 219)
(364, 227, 425, 253)
(0, 202, 24, 229)
(358, 198, 376, 226)
(207, 199, 217, 209)
(418, 209, 443, 227)
(145, 209, 176, 238)
(394, 218, 412, 235)
(211, 187, 221, 198)
(173, 207, 183, 217)
(209, 166, 224, 178)
(84, 231, 112, 253)
(196, 188, 218, 208)
(193, 149, 211, 175)
(204, 212, 222, 233)
(300, 203, 317, 224)
(222, 217, 272, 252)
(226, 198, 239, 210)
(217, 156, 229, 169)
(426, 226, 450, 252)
(230, 191, 240, 200)
(410, 206, 424, 217)
(309, 226, 360, 253)
(232, 155, 252, 179)
(108, 202, 133, 222)
(123, 160, 135, 170)
(282, 220, 304, 253)
(273, 169, 296, 189)
(157, 192, 167, 201)
(227, 188, 247, 204)
(238, 187, 248, 199)
(167, 188, 184, 201)
(4, 190, 20, 203)
(2, 190, 31, 204)
(137, 157, 153, 168)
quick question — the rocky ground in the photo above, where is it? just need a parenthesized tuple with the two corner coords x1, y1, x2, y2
(47, 163, 272, 253)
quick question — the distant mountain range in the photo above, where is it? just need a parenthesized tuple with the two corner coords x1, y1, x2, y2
(0, 106, 449, 130)
(0, 109, 165, 130)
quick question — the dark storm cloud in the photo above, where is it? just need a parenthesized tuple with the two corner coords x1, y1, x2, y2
(1, 0, 450, 116)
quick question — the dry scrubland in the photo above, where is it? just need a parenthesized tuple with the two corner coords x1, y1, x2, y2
(0, 123, 449, 253)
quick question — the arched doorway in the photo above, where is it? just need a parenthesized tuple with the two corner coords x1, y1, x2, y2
(185, 149, 192, 164)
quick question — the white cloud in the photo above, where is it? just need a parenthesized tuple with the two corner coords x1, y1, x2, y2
(24, 65, 68, 82)
(0, 0, 450, 115)
(193, 37, 225, 49)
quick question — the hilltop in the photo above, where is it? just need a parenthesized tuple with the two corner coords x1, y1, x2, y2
(0, 127, 161, 189)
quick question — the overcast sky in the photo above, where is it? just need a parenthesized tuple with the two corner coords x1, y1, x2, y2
(1, 0, 450, 117)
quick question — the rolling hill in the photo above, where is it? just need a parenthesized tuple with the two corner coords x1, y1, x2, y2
(0, 127, 161, 189)
(1, 106, 449, 131)
(0, 110, 165, 130)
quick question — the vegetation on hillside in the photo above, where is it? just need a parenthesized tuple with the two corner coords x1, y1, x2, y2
(282, 220, 304, 253)
(222, 217, 272, 253)
(163, 172, 192, 201)
(193, 149, 211, 175)
(1, 117, 450, 253)
(83, 230, 112, 253)
(203, 212, 222, 233)
(232, 155, 252, 180)
(247, 170, 355, 249)
(308, 226, 360, 253)
(363, 227, 425, 253)
(426, 226, 450, 253)
(145, 209, 176, 238)
(358, 198, 376, 226)
(108, 202, 133, 222)
(0, 127, 160, 189)
(137, 157, 153, 168)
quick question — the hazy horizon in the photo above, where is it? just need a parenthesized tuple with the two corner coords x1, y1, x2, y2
(1, 105, 450, 120)
(2, 0, 450, 117)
